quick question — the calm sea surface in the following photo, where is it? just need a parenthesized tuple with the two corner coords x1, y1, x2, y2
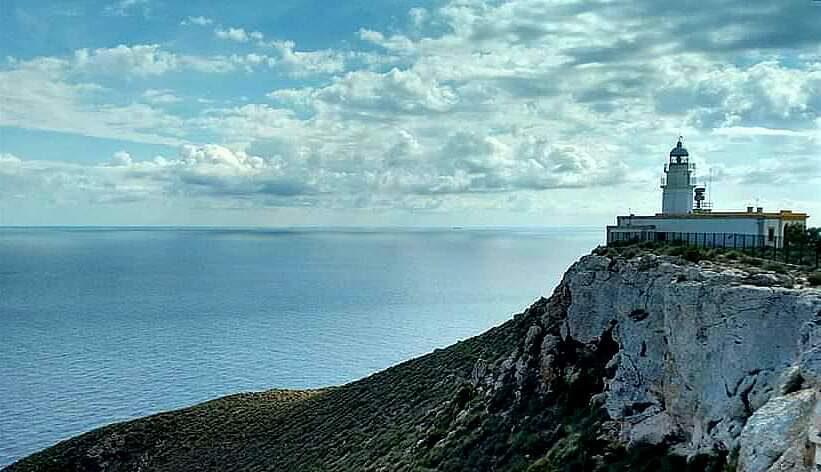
(0, 227, 601, 466)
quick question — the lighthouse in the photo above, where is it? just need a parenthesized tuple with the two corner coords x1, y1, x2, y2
(606, 137, 808, 249)
(661, 138, 695, 214)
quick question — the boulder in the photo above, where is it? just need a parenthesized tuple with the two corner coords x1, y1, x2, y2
(737, 389, 814, 472)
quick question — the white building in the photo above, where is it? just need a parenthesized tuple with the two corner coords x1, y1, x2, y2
(607, 138, 808, 248)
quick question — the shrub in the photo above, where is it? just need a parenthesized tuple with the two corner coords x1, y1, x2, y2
(511, 429, 544, 452)
(683, 248, 705, 263)
(622, 248, 640, 259)
(763, 263, 787, 274)
(595, 247, 619, 258)
(742, 256, 763, 267)
(724, 251, 741, 260)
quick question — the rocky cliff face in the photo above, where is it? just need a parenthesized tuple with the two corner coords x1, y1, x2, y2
(410, 252, 821, 471)
(553, 254, 821, 470)
(7, 251, 821, 472)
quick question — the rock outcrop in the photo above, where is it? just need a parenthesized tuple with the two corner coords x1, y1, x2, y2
(555, 254, 821, 467)
(7, 250, 821, 472)
(422, 252, 821, 471)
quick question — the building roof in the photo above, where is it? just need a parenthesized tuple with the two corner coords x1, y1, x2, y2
(669, 139, 689, 158)
(617, 210, 809, 221)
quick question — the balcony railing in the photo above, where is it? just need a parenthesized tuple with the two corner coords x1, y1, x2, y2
(663, 162, 696, 173)
(660, 176, 697, 187)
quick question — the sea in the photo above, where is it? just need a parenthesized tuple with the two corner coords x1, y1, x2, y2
(0, 226, 601, 466)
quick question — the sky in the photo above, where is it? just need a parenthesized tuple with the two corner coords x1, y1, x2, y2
(0, 0, 819, 227)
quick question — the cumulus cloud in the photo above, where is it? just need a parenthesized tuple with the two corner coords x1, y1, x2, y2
(191, 104, 301, 142)
(73, 44, 178, 77)
(73, 44, 251, 76)
(265, 40, 347, 77)
(653, 60, 821, 130)
(374, 133, 628, 196)
(0, 131, 633, 212)
(3, 0, 820, 219)
(6, 44, 243, 79)
(271, 68, 458, 115)
(0, 153, 23, 168)
(215, 27, 264, 43)
(0, 146, 319, 207)
(110, 151, 133, 166)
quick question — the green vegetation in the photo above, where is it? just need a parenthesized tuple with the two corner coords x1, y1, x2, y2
(762, 262, 787, 274)
(597, 230, 819, 274)
(809, 272, 821, 287)
(595, 241, 722, 263)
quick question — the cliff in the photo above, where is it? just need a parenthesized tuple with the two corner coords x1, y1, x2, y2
(6, 249, 821, 472)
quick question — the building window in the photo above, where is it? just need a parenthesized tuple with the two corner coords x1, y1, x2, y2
(768, 227, 775, 242)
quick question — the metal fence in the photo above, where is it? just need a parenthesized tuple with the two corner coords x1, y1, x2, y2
(609, 231, 767, 248)
(608, 230, 820, 268)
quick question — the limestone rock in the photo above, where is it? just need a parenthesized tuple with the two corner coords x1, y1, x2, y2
(558, 254, 821, 456)
(737, 389, 814, 472)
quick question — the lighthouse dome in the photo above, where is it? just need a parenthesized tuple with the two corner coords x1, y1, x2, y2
(670, 139, 689, 158)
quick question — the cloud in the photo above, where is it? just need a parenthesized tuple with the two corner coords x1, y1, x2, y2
(215, 27, 264, 43)
(209, 28, 347, 76)
(71, 44, 249, 76)
(271, 68, 458, 115)
(357, 29, 416, 55)
(713, 127, 809, 138)
(377, 134, 629, 196)
(0, 153, 23, 167)
(0, 39, 346, 146)
(0, 57, 186, 145)
(0, 129, 632, 211)
(265, 40, 347, 77)
(725, 156, 821, 186)
(110, 151, 133, 166)
(5, 44, 242, 79)
(653, 60, 821, 130)
(192, 104, 301, 141)
(0, 146, 319, 208)
(181, 16, 213, 26)
(73, 44, 178, 77)
(3, 0, 820, 220)
(142, 89, 182, 104)
(408, 8, 428, 29)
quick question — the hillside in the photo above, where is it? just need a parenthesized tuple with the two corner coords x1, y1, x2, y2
(7, 248, 821, 472)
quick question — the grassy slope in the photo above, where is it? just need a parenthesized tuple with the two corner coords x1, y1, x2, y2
(7, 305, 536, 472)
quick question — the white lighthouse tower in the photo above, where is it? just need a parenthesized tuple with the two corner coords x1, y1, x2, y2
(661, 138, 695, 214)
(607, 137, 808, 247)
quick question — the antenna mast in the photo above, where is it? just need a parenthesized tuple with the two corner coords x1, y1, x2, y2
(708, 167, 713, 210)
